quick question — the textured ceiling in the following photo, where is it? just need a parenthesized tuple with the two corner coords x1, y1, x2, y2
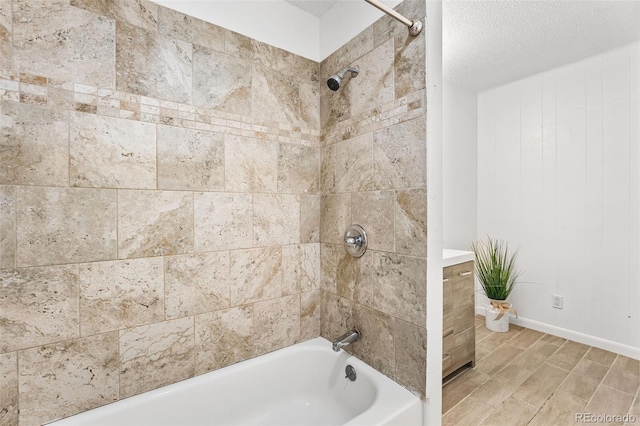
(284, 0, 339, 17)
(444, 0, 640, 92)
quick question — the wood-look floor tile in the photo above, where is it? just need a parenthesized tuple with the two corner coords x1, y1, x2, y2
(585, 347, 617, 367)
(510, 340, 560, 372)
(585, 384, 634, 425)
(477, 327, 523, 352)
(479, 397, 537, 426)
(603, 356, 640, 396)
(442, 368, 491, 414)
(476, 346, 492, 363)
(508, 328, 544, 350)
(471, 364, 532, 408)
(628, 389, 639, 420)
(442, 396, 495, 426)
(512, 363, 569, 408)
(559, 358, 609, 401)
(541, 334, 566, 346)
(528, 391, 586, 426)
(546, 340, 590, 371)
(475, 344, 523, 376)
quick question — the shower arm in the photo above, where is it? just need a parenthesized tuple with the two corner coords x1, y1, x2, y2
(364, 0, 422, 36)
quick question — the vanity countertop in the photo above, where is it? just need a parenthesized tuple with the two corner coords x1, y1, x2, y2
(443, 249, 474, 268)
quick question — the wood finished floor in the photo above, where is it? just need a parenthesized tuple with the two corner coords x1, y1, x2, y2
(442, 316, 640, 426)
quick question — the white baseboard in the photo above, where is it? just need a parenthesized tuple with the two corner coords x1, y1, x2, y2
(475, 307, 640, 360)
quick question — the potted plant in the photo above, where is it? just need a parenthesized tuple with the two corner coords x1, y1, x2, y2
(471, 237, 521, 332)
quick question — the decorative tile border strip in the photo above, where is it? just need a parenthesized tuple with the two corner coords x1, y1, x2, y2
(0, 73, 322, 147)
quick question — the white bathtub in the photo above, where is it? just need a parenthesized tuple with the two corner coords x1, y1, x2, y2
(51, 337, 422, 426)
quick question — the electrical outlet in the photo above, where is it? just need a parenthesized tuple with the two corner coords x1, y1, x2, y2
(552, 294, 563, 309)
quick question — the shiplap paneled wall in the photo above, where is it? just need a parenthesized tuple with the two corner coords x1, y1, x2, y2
(477, 43, 639, 354)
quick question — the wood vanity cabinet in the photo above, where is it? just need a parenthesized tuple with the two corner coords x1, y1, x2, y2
(442, 261, 475, 378)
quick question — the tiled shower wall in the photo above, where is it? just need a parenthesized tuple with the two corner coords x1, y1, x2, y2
(318, 0, 428, 397)
(0, 0, 322, 424)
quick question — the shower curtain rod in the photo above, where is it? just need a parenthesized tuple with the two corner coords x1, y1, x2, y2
(364, 0, 423, 36)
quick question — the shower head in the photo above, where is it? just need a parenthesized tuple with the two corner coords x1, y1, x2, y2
(327, 66, 359, 91)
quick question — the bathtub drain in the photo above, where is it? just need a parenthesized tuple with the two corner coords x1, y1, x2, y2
(345, 365, 357, 382)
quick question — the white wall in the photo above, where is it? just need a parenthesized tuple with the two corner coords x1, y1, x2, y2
(443, 80, 477, 250)
(152, 0, 401, 62)
(477, 43, 640, 357)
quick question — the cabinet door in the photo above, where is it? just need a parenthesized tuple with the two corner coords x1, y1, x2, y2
(452, 261, 475, 334)
(443, 266, 454, 337)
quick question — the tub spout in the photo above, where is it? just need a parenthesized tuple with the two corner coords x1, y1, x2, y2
(332, 329, 360, 352)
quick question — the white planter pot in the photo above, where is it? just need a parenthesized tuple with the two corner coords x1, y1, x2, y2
(485, 304, 510, 332)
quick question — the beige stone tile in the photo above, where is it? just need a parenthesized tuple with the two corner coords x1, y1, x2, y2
(394, 30, 426, 99)
(195, 306, 252, 374)
(0, 0, 11, 77)
(164, 252, 229, 319)
(528, 390, 586, 426)
(300, 290, 321, 341)
(347, 39, 395, 117)
(546, 340, 590, 371)
(603, 355, 640, 395)
(320, 145, 336, 194)
(229, 247, 282, 306)
(79, 258, 163, 335)
(321, 27, 373, 88)
(119, 317, 195, 398)
(14, 0, 115, 88)
(513, 363, 569, 408)
(1, 101, 69, 186)
(541, 333, 566, 346)
(18, 333, 119, 425)
(475, 344, 523, 377)
(116, 21, 191, 103)
(0, 186, 15, 269)
(282, 244, 320, 295)
(118, 190, 193, 259)
(559, 358, 609, 401)
(510, 339, 561, 372)
(352, 191, 395, 252)
(472, 364, 533, 408)
(584, 385, 634, 425)
(335, 133, 374, 193)
(442, 368, 491, 414)
(278, 144, 320, 194)
(158, 6, 224, 51)
(508, 328, 544, 350)
(157, 125, 224, 191)
(71, 0, 158, 31)
(253, 65, 300, 125)
(0, 351, 17, 426)
(299, 82, 320, 131)
(225, 30, 281, 70)
(320, 242, 372, 306)
(352, 303, 395, 378)
(320, 290, 353, 342)
(320, 194, 351, 245)
(194, 192, 253, 252)
(254, 294, 300, 356)
(253, 194, 300, 246)
(373, 117, 426, 190)
(300, 194, 320, 243)
(371, 251, 426, 326)
(394, 319, 426, 397)
(442, 396, 495, 426)
(373, 0, 425, 47)
(480, 396, 537, 426)
(192, 45, 251, 113)
(70, 111, 156, 189)
(395, 188, 427, 257)
(585, 346, 618, 366)
(278, 51, 319, 83)
(320, 243, 339, 294)
(17, 187, 116, 267)
(225, 134, 278, 193)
